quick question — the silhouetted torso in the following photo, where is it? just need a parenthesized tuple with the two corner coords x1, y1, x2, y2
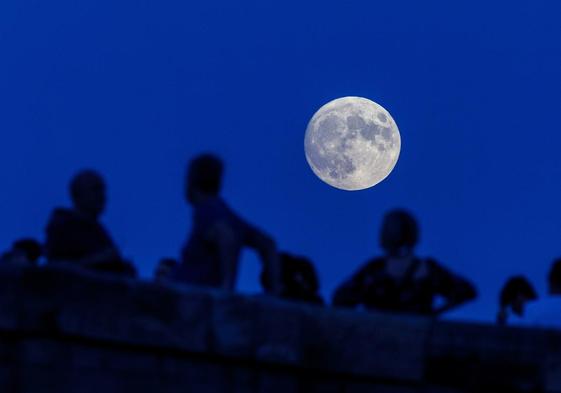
(333, 257, 476, 315)
(45, 208, 117, 264)
(175, 197, 268, 288)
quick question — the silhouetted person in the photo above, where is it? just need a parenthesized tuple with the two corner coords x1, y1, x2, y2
(45, 170, 136, 277)
(497, 276, 537, 326)
(0, 238, 42, 267)
(261, 252, 324, 305)
(332, 209, 477, 316)
(173, 154, 281, 293)
(154, 258, 178, 283)
(518, 259, 561, 328)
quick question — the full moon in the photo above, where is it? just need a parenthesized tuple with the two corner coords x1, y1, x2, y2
(304, 97, 401, 191)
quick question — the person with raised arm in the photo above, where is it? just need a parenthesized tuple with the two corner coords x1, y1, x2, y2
(174, 154, 281, 294)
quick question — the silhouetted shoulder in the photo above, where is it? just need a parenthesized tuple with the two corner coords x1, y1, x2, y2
(349, 257, 387, 284)
(45, 208, 81, 245)
(425, 258, 471, 287)
(47, 207, 77, 227)
(45, 207, 115, 263)
(332, 257, 385, 307)
(425, 257, 477, 309)
(424, 257, 449, 276)
(358, 257, 387, 273)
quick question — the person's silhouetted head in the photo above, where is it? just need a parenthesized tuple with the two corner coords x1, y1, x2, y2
(548, 258, 561, 295)
(380, 209, 419, 257)
(70, 170, 106, 219)
(1, 238, 42, 267)
(500, 276, 537, 316)
(261, 252, 323, 304)
(186, 154, 224, 205)
(13, 238, 42, 265)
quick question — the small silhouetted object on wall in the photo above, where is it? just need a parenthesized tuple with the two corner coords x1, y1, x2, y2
(154, 258, 178, 283)
(0, 238, 42, 266)
(261, 252, 324, 305)
(497, 276, 537, 326)
(173, 154, 281, 293)
(332, 209, 477, 316)
(44, 170, 136, 277)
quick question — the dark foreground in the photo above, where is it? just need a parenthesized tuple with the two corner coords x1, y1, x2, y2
(0, 266, 559, 393)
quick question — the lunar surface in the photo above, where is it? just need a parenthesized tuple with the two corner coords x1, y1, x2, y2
(304, 96, 401, 191)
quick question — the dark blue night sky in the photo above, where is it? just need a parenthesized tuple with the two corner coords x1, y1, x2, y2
(1, 1, 561, 322)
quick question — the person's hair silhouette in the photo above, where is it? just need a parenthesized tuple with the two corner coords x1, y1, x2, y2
(44, 170, 136, 277)
(186, 154, 224, 203)
(260, 252, 324, 305)
(173, 154, 281, 293)
(497, 276, 537, 325)
(333, 209, 476, 316)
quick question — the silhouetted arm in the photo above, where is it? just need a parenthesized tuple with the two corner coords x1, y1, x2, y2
(244, 225, 282, 296)
(430, 260, 477, 316)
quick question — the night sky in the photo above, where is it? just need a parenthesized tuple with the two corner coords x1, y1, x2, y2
(1, 1, 561, 322)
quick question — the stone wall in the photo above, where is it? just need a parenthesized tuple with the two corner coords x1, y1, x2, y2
(0, 265, 560, 392)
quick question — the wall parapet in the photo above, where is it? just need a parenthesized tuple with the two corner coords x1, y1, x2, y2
(0, 265, 559, 392)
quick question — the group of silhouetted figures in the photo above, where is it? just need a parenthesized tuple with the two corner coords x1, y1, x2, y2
(1, 153, 560, 327)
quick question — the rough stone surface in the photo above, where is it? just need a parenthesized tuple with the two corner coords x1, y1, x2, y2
(0, 266, 560, 392)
